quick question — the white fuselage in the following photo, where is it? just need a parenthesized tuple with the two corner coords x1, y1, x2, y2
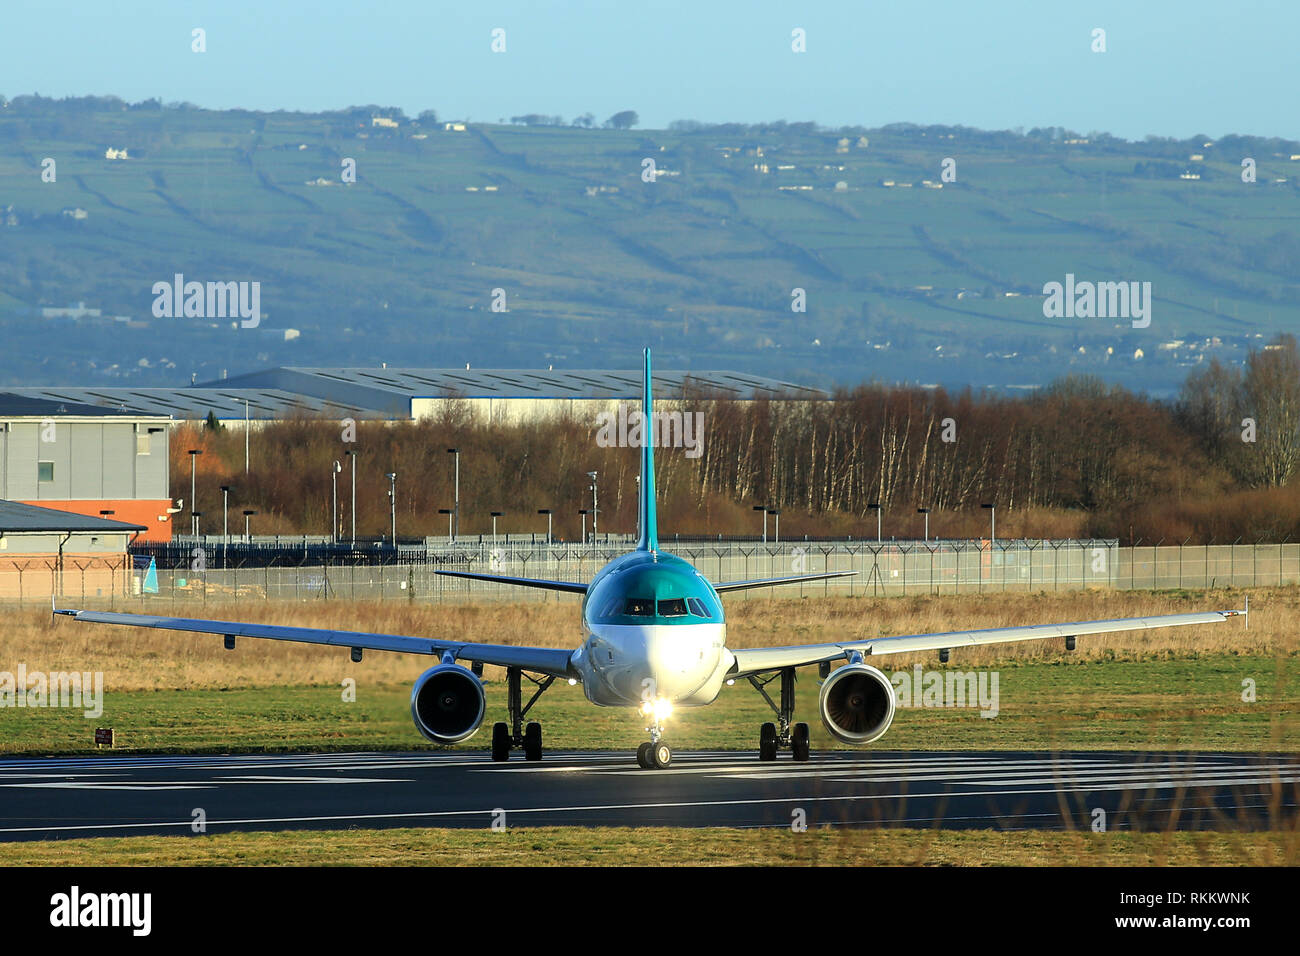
(571, 621, 735, 708)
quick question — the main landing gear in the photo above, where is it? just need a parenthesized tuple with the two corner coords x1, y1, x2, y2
(635, 716, 672, 769)
(491, 667, 555, 762)
(748, 668, 811, 762)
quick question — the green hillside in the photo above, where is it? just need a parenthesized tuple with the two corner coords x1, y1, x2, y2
(2, 95, 1298, 393)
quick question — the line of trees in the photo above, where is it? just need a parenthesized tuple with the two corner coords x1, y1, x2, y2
(171, 337, 1300, 544)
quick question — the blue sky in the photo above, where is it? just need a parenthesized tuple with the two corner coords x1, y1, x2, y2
(2, 0, 1293, 140)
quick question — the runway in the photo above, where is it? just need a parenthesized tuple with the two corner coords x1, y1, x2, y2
(0, 750, 1295, 841)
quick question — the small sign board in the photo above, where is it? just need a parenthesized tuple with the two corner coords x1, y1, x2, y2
(94, 728, 114, 748)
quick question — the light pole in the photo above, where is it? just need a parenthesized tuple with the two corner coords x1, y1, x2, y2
(220, 485, 231, 564)
(187, 449, 202, 536)
(868, 502, 882, 543)
(768, 508, 781, 545)
(331, 461, 341, 543)
(981, 503, 996, 545)
(439, 508, 453, 539)
(386, 472, 397, 544)
(344, 450, 357, 543)
(242, 509, 256, 542)
(579, 509, 589, 545)
(446, 448, 460, 541)
(753, 504, 768, 543)
(538, 509, 552, 545)
(491, 511, 503, 544)
(192, 510, 202, 538)
(587, 471, 599, 542)
(917, 507, 931, 542)
(243, 398, 249, 474)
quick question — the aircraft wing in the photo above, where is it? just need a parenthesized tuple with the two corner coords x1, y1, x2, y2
(712, 570, 858, 592)
(53, 607, 577, 677)
(727, 608, 1245, 679)
(434, 570, 588, 593)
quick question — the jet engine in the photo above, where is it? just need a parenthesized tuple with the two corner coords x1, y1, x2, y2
(410, 663, 486, 744)
(818, 661, 896, 744)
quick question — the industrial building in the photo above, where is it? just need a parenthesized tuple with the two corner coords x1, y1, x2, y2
(0, 394, 173, 542)
(0, 366, 826, 424)
(0, 365, 822, 555)
(0, 499, 147, 599)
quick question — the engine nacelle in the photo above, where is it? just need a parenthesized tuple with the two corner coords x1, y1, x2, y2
(410, 663, 486, 744)
(819, 662, 897, 745)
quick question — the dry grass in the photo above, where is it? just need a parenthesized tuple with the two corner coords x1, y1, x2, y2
(3, 587, 1290, 692)
(5, 825, 1296, 866)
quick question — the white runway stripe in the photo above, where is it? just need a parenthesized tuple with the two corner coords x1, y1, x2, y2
(0, 773, 1292, 837)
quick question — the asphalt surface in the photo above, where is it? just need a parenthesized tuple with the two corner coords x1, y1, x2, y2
(0, 749, 1295, 841)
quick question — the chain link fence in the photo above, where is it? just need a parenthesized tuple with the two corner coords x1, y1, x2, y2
(6, 539, 1299, 607)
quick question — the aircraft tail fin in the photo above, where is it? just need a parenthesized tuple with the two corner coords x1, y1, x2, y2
(635, 347, 659, 552)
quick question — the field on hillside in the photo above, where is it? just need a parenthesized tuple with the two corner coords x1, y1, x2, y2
(2, 104, 1297, 390)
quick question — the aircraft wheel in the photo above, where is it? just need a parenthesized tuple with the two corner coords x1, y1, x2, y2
(491, 722, 510, 762)
(652, 742, 672, 769)
(636, 742, 652, 768)
(759, 722, 778, 761)
(792, 722, 811, 762)
(523, 721, 543, 761)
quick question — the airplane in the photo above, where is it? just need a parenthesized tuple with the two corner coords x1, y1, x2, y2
(55, 348, 1247, 770)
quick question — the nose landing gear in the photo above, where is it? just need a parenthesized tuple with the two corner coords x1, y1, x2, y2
(636, 719, 672, 769)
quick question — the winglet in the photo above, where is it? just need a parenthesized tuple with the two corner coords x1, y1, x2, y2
(1222, 593, 1249, 630)
(635, 347, 659, 552)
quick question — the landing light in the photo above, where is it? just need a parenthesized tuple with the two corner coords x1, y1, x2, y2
(639, 697, 674, 720)
(568, 678, 578, 686)
(726, 679, 735, 686)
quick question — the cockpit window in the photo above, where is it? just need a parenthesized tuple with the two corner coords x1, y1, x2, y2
(657, 598, 688, 617)
(587, 578, 723, 625)
(623, 597, 655, 617)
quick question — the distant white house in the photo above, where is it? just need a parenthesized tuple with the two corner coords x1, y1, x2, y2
(371, 116, 399, 128)
(104, 147, 129, 160)
(444, 122, 467, 132)
(41, 302, 101, 319)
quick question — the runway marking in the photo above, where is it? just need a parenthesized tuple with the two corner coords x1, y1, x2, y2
(714, 764, 1300, 785)
(0, 775, 407, 791)
(0, 776, 1292, 836)
(478, 764, 1118, 780)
